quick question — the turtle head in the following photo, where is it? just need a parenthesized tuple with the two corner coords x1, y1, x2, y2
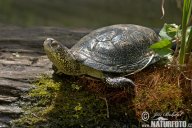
(44, 38, 82, 75)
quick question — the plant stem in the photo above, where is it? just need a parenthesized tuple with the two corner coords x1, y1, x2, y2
(179, 28, 187, 64)
(185, 26, 192, 63)
(179, 0, 192, 64)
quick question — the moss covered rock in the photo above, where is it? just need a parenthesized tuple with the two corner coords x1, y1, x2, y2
(12, 74, 136, 127)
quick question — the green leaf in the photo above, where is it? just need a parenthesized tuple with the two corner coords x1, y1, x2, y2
(179, 0, 192, 64)
(150, 39, 173, 57)
(150, 39, 172, 49)
(159, 23, 181, 40)
(182, 0, 192, 28)
(185, 26, 192, 56)
(153, 48, 173, 57)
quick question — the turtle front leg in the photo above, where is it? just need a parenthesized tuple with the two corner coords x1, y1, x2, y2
(52, 65, 63, 75)
(105, 76, 135, 88)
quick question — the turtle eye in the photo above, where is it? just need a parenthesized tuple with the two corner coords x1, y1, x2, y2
(51, 41, 59, 48)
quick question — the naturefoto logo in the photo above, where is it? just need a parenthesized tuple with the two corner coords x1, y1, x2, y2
(141, 111, 192, 128)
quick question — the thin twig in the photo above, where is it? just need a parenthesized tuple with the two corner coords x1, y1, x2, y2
(177, 73, 181, 88)
(181, 71, 192, 81)
(161, 0, 165, 19)
(99, 97, 109, 118)
(191, 80, 192, 93)
(32, 113, 38, 118)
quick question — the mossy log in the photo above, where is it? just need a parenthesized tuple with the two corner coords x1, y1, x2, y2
(0, 26, 88, 127)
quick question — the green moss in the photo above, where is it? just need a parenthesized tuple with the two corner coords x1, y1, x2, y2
(12, 75, 135, 127)
(29, 75, 60, 106)
(11, 75, 61, 127)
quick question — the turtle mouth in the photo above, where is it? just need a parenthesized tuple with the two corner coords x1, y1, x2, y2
(44, 38, 64, 68)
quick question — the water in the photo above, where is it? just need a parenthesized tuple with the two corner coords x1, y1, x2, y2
(0, 0, 184, 127)
(0, 0, 182, 28)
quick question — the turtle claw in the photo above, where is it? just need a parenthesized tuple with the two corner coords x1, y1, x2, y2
(105, 76, 135, 88)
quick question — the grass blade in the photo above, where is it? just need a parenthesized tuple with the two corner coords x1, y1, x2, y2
(179, 0, 192, 64)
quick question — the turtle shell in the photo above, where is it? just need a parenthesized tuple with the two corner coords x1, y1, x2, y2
(71, 24, 159, 73)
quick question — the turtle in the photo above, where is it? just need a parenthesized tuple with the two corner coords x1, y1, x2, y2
(44, 24, 160, 88)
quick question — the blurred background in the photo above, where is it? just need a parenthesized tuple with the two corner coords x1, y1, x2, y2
(0, 0, 182, 29)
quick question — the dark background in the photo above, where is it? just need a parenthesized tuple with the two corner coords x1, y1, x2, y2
(0, 0, 182, 29)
